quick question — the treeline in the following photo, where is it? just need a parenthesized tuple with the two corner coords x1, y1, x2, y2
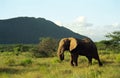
(0, 37, 59, 57)
(0, 44, 36, 52)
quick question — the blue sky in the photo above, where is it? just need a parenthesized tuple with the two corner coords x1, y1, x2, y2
(0, 0, 120, 41)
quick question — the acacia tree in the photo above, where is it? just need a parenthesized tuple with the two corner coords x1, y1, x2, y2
(105, 31, 120, 51)
(106, 31, 120, 45)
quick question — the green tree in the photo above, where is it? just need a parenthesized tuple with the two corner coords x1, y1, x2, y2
(106, 31, 120, 41)
(105, 31, 120, 52)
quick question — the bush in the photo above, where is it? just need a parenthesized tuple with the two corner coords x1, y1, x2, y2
(32, 37, 58, 58)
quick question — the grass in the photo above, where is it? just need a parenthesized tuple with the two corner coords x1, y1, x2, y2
(0, 51, 120, 78)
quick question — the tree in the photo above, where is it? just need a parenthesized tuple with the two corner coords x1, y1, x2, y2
(106, 31, 120, 42)
(105, 31, 120, 52)
(106, 31, 120, 45)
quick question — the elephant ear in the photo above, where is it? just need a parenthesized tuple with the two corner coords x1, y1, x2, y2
(69, 37, 78, 51)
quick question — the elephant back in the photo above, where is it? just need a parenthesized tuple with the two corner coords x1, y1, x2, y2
(82, 38, 97, 52)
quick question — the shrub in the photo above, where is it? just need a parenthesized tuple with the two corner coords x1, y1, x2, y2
(32, 37, 58, 58)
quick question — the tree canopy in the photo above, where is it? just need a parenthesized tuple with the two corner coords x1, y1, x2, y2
(106, 31, 120, 45)
(102, 31, 120, 52)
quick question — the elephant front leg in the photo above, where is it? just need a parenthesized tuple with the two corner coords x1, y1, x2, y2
(70, 54, 74, 66)
(70, 54, 78, 66)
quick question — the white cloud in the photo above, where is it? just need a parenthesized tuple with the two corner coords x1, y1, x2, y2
(106, 22, 120, 29)
(112, 22, 120, 28)
(74, 16, 93, 27)
(67, 16, 93, 34)
(75, 16, 86, 23)
(105, 22, 120, 33)
(54, 20, 62, 26)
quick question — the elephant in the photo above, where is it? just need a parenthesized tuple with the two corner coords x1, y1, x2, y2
(57, 37, 102, 66)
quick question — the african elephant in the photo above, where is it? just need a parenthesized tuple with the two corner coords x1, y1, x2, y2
(57, 37, 102, 66)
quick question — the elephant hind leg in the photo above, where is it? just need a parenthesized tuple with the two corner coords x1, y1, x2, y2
(94, 56, 103, 66)
(86, 56, 92, 65)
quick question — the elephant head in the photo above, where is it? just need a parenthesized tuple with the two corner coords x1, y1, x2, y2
(57, 37, 78, 61)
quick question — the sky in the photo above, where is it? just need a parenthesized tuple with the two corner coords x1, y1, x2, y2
(0, 0, 120, 41)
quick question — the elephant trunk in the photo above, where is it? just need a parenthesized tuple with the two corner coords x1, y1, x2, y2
(57, 46, 64, 61)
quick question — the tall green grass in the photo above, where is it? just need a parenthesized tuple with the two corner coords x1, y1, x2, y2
(0, 51, 120, 78)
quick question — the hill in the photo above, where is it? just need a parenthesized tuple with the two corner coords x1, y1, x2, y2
(0, 17, 85, 44)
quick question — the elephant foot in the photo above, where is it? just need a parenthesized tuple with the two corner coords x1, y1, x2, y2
(71, 64, 74, 66)
(99, 62, 103, 66)
(71, 63, 78, 67)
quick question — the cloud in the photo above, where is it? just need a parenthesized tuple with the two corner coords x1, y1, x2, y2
(66, 16, 94, 35)
(75, 16, 86, 23)
(63, 16, 94, 36)
(105, 22, 120, 33)
(54, 20, 62, 26)
(74, 16, 93, 27)
(106, 22, 120, 28)
(111, 22, 120, 28)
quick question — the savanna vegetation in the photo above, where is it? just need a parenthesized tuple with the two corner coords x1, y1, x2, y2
(0, 31, 120, 78)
